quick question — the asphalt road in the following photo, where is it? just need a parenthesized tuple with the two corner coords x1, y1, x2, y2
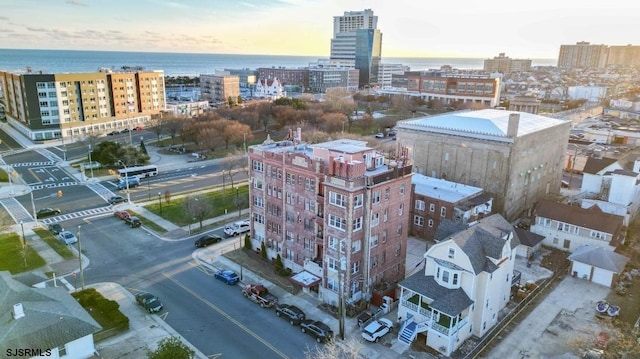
(73, 215, 323, 358)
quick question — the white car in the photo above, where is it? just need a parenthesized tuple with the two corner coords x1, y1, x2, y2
(361, 318, 393, 342)
(223, 220, 251, 236)
(58, 230, 78, 245)
(374, 133, 385, 138)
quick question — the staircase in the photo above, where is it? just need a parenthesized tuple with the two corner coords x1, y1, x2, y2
(398, 321, 417, 345)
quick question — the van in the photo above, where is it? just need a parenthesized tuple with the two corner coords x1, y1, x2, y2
(117, 177, 140, 190)
(224, 220, 250, 236)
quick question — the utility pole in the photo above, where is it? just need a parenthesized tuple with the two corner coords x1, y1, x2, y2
(78, 225, 85, 291)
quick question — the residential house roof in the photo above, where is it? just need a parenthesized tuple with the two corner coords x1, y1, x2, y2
(582, 157, 619, 175)
(534, 199, 624, 235)
(514, 228, 545, 248)
(456, 193, 493, 211)
(433, 219, 467, 242)
(398, 274, 474, 317)
(0, 272, 101, 353)
(568, 245, 629, 273)
(412, 174, 483, 204)
(611, 169, 639, 177)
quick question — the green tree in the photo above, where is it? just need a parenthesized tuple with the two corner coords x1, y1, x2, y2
(228, 96, 236, 107)
(147, 336, 194, 359)
(244, 233, 251, 250)
(237, 95, 243, 105)
(139, 140, 148, 155)
(261, 241, 267, 259)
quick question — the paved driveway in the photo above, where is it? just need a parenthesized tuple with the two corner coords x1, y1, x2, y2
(485, 276, 611, 358)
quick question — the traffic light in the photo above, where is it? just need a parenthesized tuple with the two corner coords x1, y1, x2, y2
(57, 190, 63, 197)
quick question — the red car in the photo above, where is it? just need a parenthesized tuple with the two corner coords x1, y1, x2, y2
(114, 210, 131, 220)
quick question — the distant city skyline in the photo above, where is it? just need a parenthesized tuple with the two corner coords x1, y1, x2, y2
(1, 0, 638, 60)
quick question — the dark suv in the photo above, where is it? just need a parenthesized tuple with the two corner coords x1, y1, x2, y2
(300, 320, 334, 343)
(194, 234, 223, 248)
(124, 216, 142, 228)
(275, 304, 306, 326)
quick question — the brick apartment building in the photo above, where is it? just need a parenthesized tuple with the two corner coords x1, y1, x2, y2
(248, 129, 413, 305)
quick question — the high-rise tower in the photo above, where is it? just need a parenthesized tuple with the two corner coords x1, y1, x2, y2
(330, 9, 382, 88)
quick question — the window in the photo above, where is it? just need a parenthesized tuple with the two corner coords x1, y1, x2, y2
(448, 248, 455, 259)
(400, 184, 405, 195)
(429, 203, 435, 212)
(396, 224, 403, 235)
(253, 213, 264, 224)
(453, 273, 458, 285)
(252, 160, 263, 172)
(542, 218, 551, 227)
(415, 200, 425, 211)
(382, 231, 387, 243)
(352, 240, 361, 253)
(557, 223, 570, 232)
(354, 194, 363, 208)
(328, 257, 339, 271)
(372, 190, 381, 204)
(329, 191, 346, 207)
(563, 239, 571, 249)
(384, 188, 390, 200)
(370, 235, 379, 248)
(398, 203, 404, 216)
(253, 196, 264, 208)
(353, 217, 362, 231)
(428, 219, 434, 227)
(352, 261, 359, 274)
(327, 278, 338, 291)
(328, 214, 346, 231)
(442, 270, 450, 282)
(383, 209, 388, 222)
(371, 212, 379, 227)
(328, 236, 338, 250)
(440, 206, 446, 217)
(395, 243, 401, 256)
(590, 230, 604, 239)
(253, 179, 264, 190)
(414, 216, 424, 226)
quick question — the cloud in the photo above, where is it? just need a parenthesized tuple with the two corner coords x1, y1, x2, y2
(66, 0, 88, 6)
(26, 27, 48, 32)
(0, 16, 8, 20)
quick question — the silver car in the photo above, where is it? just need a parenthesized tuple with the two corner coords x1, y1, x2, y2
(58, 230, 78, 245)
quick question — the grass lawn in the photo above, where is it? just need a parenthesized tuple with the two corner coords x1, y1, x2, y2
(126, 210, 167, 233)
(0, 233, 46, 274)
(146, 185, 249, 226)
(33, 227, 75, 259)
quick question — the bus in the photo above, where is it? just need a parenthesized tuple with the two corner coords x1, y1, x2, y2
(117, 165, 159, 180)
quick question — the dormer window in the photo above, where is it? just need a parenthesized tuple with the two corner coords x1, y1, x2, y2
(435, 264, 461, 289)
(448, 248, 455, 259)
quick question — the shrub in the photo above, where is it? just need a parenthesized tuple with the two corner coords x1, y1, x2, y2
(244, 233, 251, 250)
(260, 242, 267, 259)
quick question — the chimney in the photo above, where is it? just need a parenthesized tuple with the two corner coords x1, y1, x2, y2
(13, 303, 25, 319)
(507, 113, 520, 138)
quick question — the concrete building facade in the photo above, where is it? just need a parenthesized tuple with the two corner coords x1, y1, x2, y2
(257, 67, 309, 90)
(483, 53, 532, 74)
(308, 68, 359, 93)
(199, 72, 240, 105)
(396, 109, 571, 221)
(0, 69, 165, 141)
(558, 41, 609, 69)
(247, 131, 413, 305)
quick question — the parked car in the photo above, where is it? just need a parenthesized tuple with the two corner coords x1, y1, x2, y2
(135, 292, 163, 313)
(223, 220, 251, 236)
(48, 223, 63, 235)
(124, 216, 142, 228)
(58, 230, 78, 245)
(214, 269, 240, 285)
(300, 320, 334, 343)
(361, 318, 393, 342)
(374, 133, 385, 139)
(108, 196, 127, 205)
(114, 210, 131, 220)
(36, 207, 61, 218)
(195, 234, 222, 248)
(275, 304, 306, 326)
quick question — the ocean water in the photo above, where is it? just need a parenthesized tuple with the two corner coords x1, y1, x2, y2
(0, 49, 557, 77)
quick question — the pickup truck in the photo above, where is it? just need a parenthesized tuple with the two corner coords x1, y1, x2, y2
(242, 284, 278, 308)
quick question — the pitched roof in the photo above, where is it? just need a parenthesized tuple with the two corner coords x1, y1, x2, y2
(433, 219, 467, 242)
(534, 199, 624, 234)
(611, 169, 639, 177)
(0, 272, 101, 353)
(398, 274, 474, 317)
(568, 245, 629, 272)
(514, 228, 545, 247)
(582, 157, 619, 174)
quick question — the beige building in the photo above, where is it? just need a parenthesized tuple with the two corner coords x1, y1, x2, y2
(248, 130, 413, 305)
(200, 72, 240, 105)
(607, 44, 640, 67)
(396, 109, 571, 221)
(558, 41, 609, 68)
(0, 69, 165, 141)
(483, 53, 532, 74)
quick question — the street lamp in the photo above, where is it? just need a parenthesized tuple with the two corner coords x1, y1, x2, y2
(78, 225, 84, 291)
(243, 133, 247, 153)
(117, 160, 131, 203)
(236, 188, 241, 217)
(20, 221, 26, 267)
(158, 192, 162, 215)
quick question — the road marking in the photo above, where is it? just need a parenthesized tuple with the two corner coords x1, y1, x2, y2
(162, 272, 289, 359)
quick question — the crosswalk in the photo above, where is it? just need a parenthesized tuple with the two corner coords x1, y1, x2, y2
(30, 182, 78, 190)
(12, 161, 57, 167)
(39, 206, 114, 224)
(0, 197, 34, 223)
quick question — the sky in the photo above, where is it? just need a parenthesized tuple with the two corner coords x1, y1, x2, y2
(1, 0, 639, 59)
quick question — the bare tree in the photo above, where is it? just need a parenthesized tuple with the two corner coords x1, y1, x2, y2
(221, 153, 248, 189)
(165, 117, 184, 146)
(304, 338, 361, 359)
(184, 195, 212, 230)
(149, 115, 167, 143)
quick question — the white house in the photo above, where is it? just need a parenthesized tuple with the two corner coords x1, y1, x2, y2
(568, 245, 629, 287)
(0, 272, 102, 359)
(530, 199, 625, 252)
(254, 78, 286, 100)
(396, 214, 518, 356)
(581, 157, 640, 225)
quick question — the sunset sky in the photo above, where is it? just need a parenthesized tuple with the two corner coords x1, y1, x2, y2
(1, 0, 639, 59)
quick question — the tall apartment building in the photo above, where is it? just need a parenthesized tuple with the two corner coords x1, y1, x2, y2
(248, 130, 413, 305)
(330, 9, 382, 88)
(607, 45, 640, 67)
(378, 63, 408, 88)
(483, 53, 532, 73)
(558, 41, 609, 69)
(0, 69, 165, 141)
(199, 72, 240, 105)
(308, 68, 359, 93)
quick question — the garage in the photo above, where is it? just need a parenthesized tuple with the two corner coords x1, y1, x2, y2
(568, 245, 629, 288)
